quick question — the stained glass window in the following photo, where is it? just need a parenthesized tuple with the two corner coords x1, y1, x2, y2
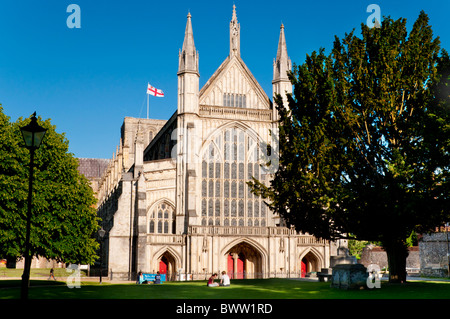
(202, 199, 207, 217)
(200, 127, 268, 227)
(202, 180, 207, 197)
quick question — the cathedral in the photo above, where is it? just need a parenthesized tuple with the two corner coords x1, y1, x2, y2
(95, 6, 340, 281)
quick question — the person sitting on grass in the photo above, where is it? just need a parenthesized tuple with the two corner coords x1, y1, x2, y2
(137, 271, 151, 284)
(154, 271, 162, 284)
(219, 271, 230, 286)
(207, 273, 219, 287)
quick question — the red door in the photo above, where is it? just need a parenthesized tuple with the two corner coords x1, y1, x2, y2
(301, 258, 307, 278)
(237, 253, 245, 279)
(227, 254, 234, 278)
(159, 256, 168, 274)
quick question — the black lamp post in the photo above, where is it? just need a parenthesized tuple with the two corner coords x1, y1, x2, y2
(98, 227, 106, 284)
(20, 112, 47, 300)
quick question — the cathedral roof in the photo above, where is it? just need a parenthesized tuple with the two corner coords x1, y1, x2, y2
(77, 158, 110, 179)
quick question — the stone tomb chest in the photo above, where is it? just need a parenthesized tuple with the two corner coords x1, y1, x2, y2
(331, 264, 368, 290)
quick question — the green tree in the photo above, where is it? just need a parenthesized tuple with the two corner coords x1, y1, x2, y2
(0, 107, 100, 265)
(250, 12, 450, 283)
(347, 240, 369, 260)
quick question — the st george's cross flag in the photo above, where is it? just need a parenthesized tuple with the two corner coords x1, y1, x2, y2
(147, 83, 164, 97)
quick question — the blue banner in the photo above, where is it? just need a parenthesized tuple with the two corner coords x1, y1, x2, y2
(141, 273, 166, 283)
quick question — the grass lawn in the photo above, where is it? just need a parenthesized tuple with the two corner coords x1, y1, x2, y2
(1, 278, 450, 300)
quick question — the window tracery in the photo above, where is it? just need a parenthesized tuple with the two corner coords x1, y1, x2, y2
(149, 202, 175, 234)
(201, 127, 268, 227)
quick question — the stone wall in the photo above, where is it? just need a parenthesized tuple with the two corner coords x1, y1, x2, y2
(14, 256, 65, 269)
(358, 245, 419, 272)
(419, 232, 450, 278)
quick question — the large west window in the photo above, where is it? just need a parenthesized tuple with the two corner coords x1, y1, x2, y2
(201, 127, 268, 227)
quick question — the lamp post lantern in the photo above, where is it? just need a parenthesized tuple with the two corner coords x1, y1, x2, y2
(20, 112, 46, 300)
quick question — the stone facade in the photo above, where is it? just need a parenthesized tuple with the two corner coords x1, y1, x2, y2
(96, 6, 339, 281)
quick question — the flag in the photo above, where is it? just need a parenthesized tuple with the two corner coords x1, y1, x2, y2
(147, 83, 164, 97)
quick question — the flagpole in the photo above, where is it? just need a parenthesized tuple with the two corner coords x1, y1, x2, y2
(147, 91, 149, 119)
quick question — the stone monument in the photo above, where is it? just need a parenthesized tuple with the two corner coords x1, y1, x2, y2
(330, 247, 357, 267)
(331, 264, 368, 290)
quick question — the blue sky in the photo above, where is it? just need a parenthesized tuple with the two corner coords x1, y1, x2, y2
(1, 0, 449, 159)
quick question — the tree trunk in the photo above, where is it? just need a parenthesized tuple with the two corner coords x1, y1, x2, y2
(384, 240, 409, 283)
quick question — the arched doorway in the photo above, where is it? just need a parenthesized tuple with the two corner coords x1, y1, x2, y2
(300, 251, 319, 278)
(226, 242, 262, 279)
(158, 251, 176, 281)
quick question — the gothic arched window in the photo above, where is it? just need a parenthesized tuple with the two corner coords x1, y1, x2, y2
(201, 127, 268, 227)
(223, 93, 246, 108)
(149, 202, 175, 234)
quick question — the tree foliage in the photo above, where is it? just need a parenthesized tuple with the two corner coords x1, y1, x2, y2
(0, 106, 100, 264)
(250, 12, 450, 282)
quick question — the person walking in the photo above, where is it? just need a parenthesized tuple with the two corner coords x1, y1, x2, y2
(48, 268, 56, 281)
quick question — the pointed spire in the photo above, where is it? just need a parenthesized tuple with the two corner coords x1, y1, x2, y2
(229, 4, 240, 57)
(232, 4, 237, 21)
(178, 12, 198, 74)
(273, 23, 291, 81)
